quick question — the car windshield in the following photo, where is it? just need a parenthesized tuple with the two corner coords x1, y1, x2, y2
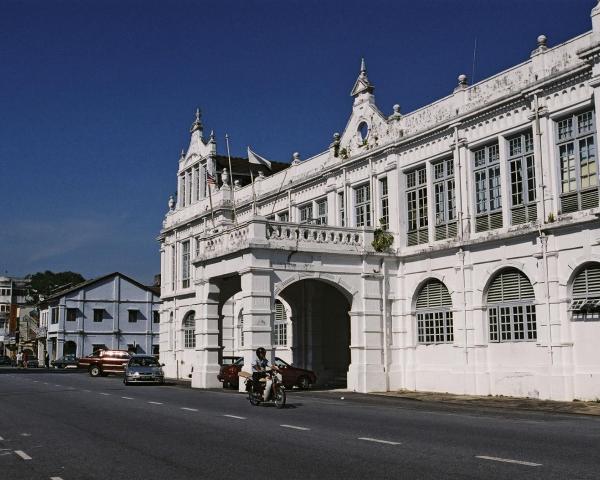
(234, 357, 244, 366)
(222, 357, 241, 365)
(129, 357, 160, 367)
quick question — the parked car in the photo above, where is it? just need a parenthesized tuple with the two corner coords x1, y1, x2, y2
(218, 356, 316, 389)
(124, 355, 165, 385)
(25, 356, 39, 368)
(51, 354, 79, 369)
(78, 350, 131, 377)
(0, 355, 12, 366)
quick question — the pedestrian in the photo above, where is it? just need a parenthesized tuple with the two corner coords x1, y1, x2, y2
(23, 350, 28, 369)
(16, 351, 23, 368)
(45, 352, 50, 369)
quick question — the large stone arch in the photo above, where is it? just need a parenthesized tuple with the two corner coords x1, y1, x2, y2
(478, 261, 539, 307)
(275, 272, 355, 387)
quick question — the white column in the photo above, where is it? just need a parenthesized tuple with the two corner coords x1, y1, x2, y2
(497, 135, 511, 228)
(238, 267, 273, 392)
(191, 280, 222, 388)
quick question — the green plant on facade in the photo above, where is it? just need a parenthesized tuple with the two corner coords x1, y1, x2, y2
(339, 147, 348, 159)
(547, 212, 556, 223)
(372, 218, 394, 252)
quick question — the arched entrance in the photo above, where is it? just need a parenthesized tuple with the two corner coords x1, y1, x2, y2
(278, 279, 351, 387)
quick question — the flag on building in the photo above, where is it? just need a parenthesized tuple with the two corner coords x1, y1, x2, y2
(248, 147, 272, 170)
(207, 172, 217, 186)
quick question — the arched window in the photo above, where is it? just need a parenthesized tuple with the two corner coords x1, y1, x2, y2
(487, 268, 536, 342)
(183, 311, 196, 349)
(238, 310, 244, 348)
(416, 279, 453, 344)
(273, 300, 287, 347)
(571, 263, 600, 320)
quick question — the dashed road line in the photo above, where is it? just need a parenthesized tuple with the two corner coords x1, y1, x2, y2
(14, 450, 32, 460)
(83, 389, 91, 392)
(280, 424, 310, 431)
(50, 477, 64, 480)
(181, 407, 198, 412)
(54, 384, 61, 387)
(358, 437, 401, 446)
(223, 414, 246, 420)
(20, 433, 31, 437)
(99, 392, 111, 396)
(476, 456, 542, 467)
(148, 401, 163, 405)
(121, 396, 134, 400)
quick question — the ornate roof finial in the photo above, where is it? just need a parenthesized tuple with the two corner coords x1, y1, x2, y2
(190, 107, 203, 133)
(351, 58, 374, 98)
(209, 130, 216, 143)
(179, 148, 185, 161)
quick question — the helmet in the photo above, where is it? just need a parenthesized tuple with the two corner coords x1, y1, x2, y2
(256, 347, 266, 356)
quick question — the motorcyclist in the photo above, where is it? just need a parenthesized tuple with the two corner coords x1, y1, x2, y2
(252, 347, 278, 401)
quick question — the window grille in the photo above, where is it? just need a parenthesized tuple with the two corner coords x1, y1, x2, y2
(507, 131, 537, 225)
(181, 241, 190, 288)
(487, 269, 536, 342)
(273, 300, 287, 346)
(416, 279, 453, 344)
(316, 199, 328, 225)
(433, 159, 456, 240)
(473, 143, 502, 232)
(66, 308, 77, 322)
(354, 184, 371, 227)
(556, 110, 598, 213)
(571, 264, 600, 320)
(277, 211, 289, 222)
(406, 166, 428, 245)
(379, 178, 389, 229)
(299, 204, 313, 223)
(183, 312, 196, 349)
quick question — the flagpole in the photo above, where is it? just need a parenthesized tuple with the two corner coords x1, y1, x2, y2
(270, 168, 288, 218)
(225, 134, 237, 223)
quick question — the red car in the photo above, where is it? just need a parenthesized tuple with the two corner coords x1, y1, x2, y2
(218, 356, 316, 390)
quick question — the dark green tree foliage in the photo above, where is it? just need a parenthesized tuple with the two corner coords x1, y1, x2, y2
(28, 270, 85, 302)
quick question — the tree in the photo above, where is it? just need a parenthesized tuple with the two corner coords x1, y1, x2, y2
(27, 271, 85, 303)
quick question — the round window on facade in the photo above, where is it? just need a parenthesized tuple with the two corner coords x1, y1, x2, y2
(358, 121, 369, 142)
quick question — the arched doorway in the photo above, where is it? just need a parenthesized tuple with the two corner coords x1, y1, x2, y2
(63, 341, 77, 357)
(278, 279, 351, 387)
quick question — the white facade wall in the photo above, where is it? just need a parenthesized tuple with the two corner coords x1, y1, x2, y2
(158, 4, 600, 400)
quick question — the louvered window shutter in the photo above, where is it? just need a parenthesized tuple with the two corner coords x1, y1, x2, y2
(416, 280, 452, 309)
(487, 269, 534, 304)
(573, 265, 600, 297)
(275, 301, 287, 323)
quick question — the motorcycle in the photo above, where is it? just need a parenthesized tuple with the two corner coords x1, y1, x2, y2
(240, 369, 286, 409)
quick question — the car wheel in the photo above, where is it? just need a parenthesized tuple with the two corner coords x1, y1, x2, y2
(89, 365, 101, 377)
(297, 376, 311, 390)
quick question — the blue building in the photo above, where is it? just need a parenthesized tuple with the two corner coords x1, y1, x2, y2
(39, 272, 160, 360)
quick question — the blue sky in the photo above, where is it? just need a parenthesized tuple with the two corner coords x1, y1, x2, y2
(0, 0, 594, 284)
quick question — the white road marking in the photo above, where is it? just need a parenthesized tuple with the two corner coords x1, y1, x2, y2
(83, 389, 91, 392)
(50, 477, 64, 480)
(32, 380, 38, 383)
(0, 436, 4, 441)
(20, 433, 31, 437)
(148, 401, 163, 405)
(358, 437, 401, 446)
(280, 424, 310, 431)
(181, 407, 198, 412)
(14, 450, 32, 460)
(223, 415, 246, 420)
(43, 382, 49, 385)
(99, 392, 110, 396)
(121, 396, 134, 400)
(54, 384, 61, 387)
(476, 456, 542, 467)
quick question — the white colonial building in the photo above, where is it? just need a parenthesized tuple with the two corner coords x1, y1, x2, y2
(159, 3, 600, 400)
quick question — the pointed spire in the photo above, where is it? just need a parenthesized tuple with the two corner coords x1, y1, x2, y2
(190, 107, 203, 133)
(209, 130, 215, 143)
(179, 148, 185, 161)
(351, 58, 374, 98)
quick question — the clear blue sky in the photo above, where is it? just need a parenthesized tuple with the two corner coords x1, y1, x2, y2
(0, 0, 594, 284)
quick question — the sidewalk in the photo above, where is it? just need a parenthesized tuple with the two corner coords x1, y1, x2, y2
(371, 390, 600, 416)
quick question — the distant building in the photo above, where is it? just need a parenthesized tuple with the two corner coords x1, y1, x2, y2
(38, 273, 160, 360)
(158, 4, 600, 401)
(0, 276, 31, 357)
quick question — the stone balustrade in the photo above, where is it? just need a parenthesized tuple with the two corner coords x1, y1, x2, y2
(193, 217, 376, 262)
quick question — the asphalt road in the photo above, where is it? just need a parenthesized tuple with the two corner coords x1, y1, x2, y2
(1, 368, 599, 480)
